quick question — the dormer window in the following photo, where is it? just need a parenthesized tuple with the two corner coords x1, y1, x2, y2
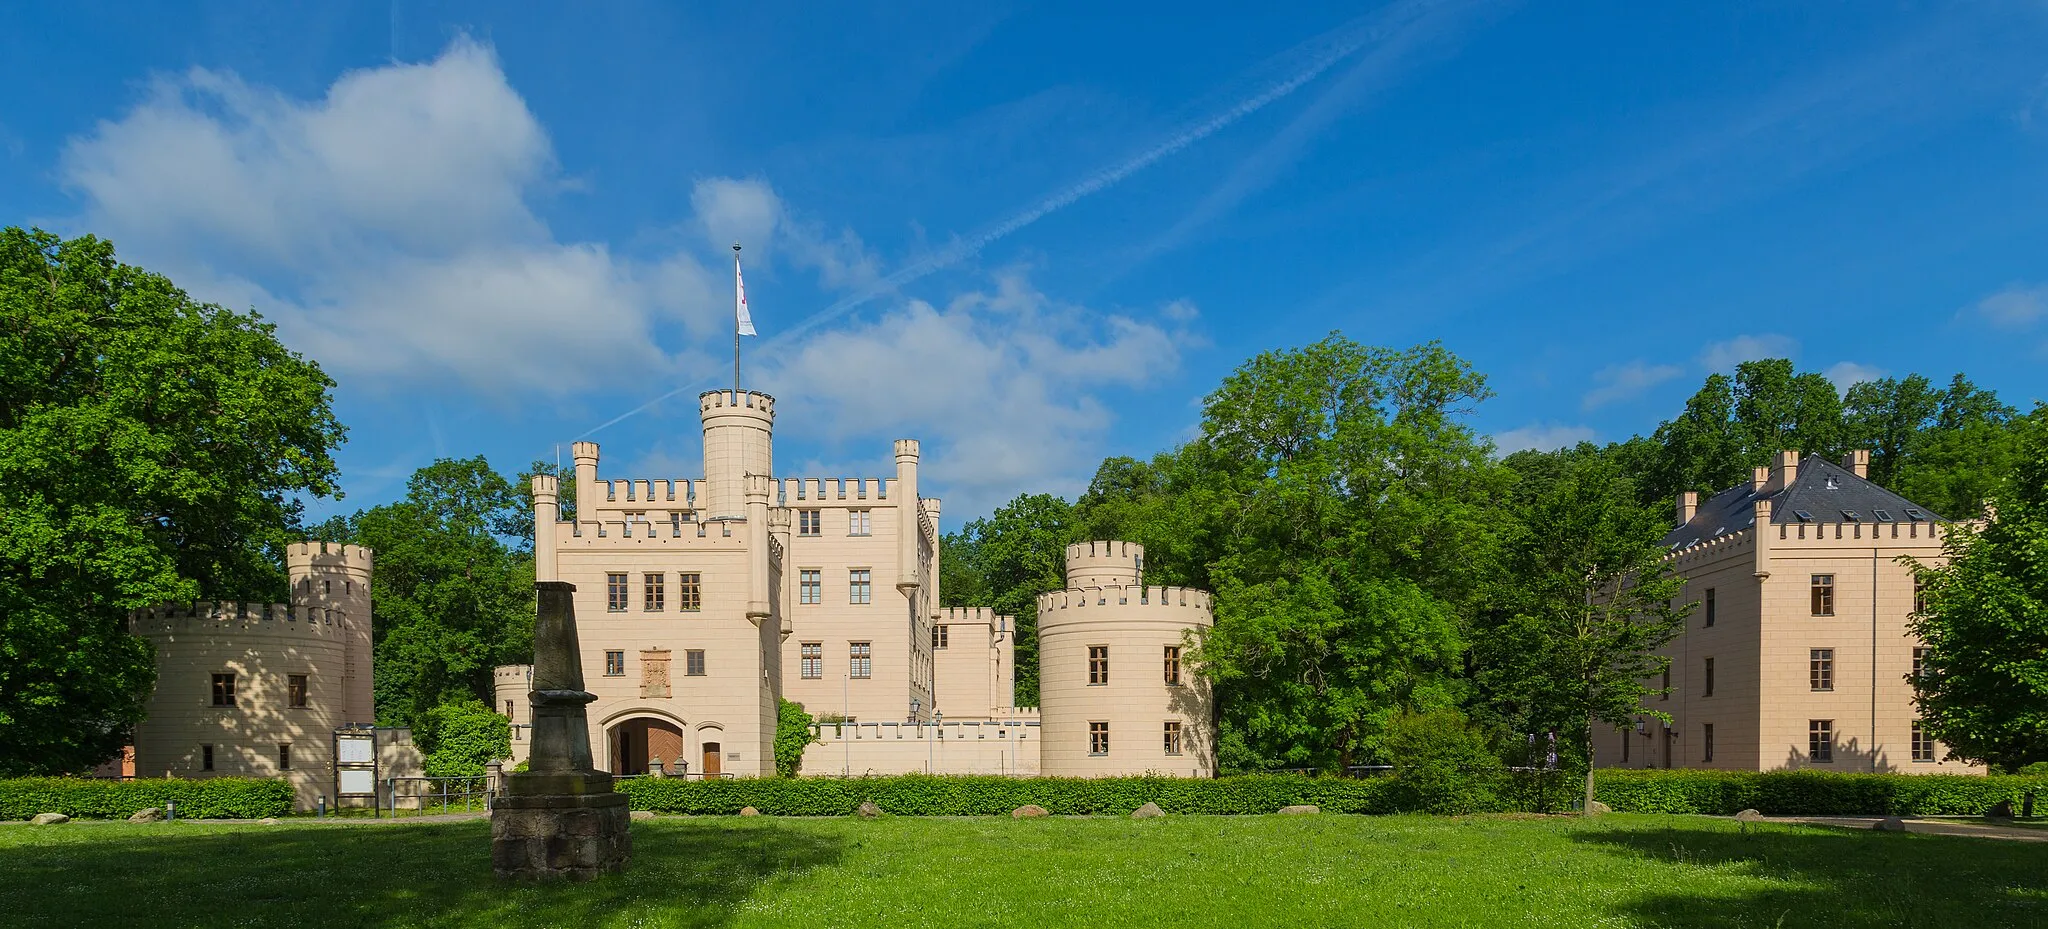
(1873, 509, 1894, 522)
(1825, 477, 1841, 490)
(1842, 510, 1861, 522)
(1904, 508, 1928, 521)
(1794, 510, 1815, 522)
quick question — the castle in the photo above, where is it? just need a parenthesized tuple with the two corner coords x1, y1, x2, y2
(496, 389, 1217, 778)
(127, 541, 417, 807)
(1594, 450, 1980, 774)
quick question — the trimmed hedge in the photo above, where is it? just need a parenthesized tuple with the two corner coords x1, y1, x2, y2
(619, 770, 2043, 818)
(1593, 769, 2046, 817)
(0, 777, 296, 820)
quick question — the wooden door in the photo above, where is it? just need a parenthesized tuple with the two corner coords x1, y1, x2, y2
(702, 742, 722, 777)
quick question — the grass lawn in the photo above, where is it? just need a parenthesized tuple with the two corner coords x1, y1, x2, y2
(2, 813, 2043, 928)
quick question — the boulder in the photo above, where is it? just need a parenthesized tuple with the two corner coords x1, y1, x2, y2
(630, 810, 656, 821)
(1987, 800, 2016, 819)
(1873, 817, 1908, 832)
(1584, 801, 1612, 815)
(1130, 802, 1166, 819)
(257, 818, 281, 826)
(127, 808, 165, 824)
(1734, 809, 1765, 823)
(738, 806, 761, 817)
(1011, 804, 1049, 819)
(29, 813, 69, 826)
(1277, 805, 1320, 815)
(854, 801, 882, 819)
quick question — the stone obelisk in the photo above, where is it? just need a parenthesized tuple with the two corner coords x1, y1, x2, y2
(491, 581, 630, 881)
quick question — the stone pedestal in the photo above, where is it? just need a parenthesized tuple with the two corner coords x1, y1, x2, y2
(491, 581, 632, 881)
(491, 773, 631, 882)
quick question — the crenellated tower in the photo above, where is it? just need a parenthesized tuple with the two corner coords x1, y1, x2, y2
(287, 541, 375, 725)
(699, 389, 776, 522)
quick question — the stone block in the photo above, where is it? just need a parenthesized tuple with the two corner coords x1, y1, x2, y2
(1873, 817, 1908, 832)
(1734, 809, 1765, 823)
(128, 808, 165, 824)
(1277, 805, 1320, 815)
(30, 813, 69, 826)
(855, 801, 882, 818)
(739, 806, 760, 817)
(1131, 802, 1165, 819)
(631, 810, 655, 821)
(1012, 804, 1048, 818)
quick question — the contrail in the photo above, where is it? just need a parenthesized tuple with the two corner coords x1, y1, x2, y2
(584, 0, 1464, 437)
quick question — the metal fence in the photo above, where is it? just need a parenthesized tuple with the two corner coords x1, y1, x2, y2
(386, 775, 494, 816)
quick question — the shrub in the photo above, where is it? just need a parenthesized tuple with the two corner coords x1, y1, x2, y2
(0, 777, 295, 820)
(1593, 769, 2048, 816)
(775, 699, 819, 777)
(1383, 709, 1505, 815)
(417, 699, 510, 778)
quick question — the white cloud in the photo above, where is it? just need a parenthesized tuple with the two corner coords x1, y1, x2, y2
(757, 270, 1196, 515)
(1971, 283, 2048, 328)
(1492, 422, 1596, 454)
(1582, 360, 1683, 410)
(1698, 333, 1798, 372)
(1823, 361, 1885, 394)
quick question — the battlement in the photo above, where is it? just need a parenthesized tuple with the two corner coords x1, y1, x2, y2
(809, 719, 1040, 743)
(1036, 585, 1213, 626)
(572, 441, 599, 462)
(532, 473, 560, 499)
(567, 518, 750, 545)
(699, 389, 777, 420)
(1768, 518, 1948, 547)
(128, 600, 358, 637)
(778, 477, 892, 504)
(767, 507, 792, 531)
(286, 540, 372, 574)
(894, 438, 920, 460)
(1667, 527, 1754, 568)
(745, 473, 775, 500)
(939, 606, 1009, 626)
(494, 665, 534, 687)
(1065, 540, 1144, 588)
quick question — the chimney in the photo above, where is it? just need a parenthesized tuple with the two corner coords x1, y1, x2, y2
(1677, 491, 1698, 526)
(1842, 449, 1870, 480)
(1766, 450, 1799, 494)
(1751, 466, 1770, 493)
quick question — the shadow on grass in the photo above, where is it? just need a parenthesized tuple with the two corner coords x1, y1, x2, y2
(0, 818, 844, 929)
(1571, 820, 2048, 929)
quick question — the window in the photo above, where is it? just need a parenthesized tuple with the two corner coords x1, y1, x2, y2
(1163, 721, 1184, 756)
(211, 673, 236, 707)
(1809, 720, 1834, 763)
(849, 569, 872, 604)
(1904, 507, 1927, 521)
(678, 573, 702, 612)
(1874, 509, 1894, 522)
(201, 744, 214, 772)
(1089, 721, 1110, 755)
(1704, 588, 1716, 627)
(798, 509, 822, 536)
(1810, 575, 1834, 616)
(1660, 668, 1670, 700)
(849, 642, 872, 679)
(504, 700, 514, 717)
(1912, 646, 1930, 680)
(1912, 722, 1936, 762)
(1088, 646, 1109, 685)
(644, 572, 665, 611)
(800, 569, 821, 604)
(1621, 727, 1631, 763)
(323, 579, 331, 595)
(605, 650, 625, 676)
(1703, 658, 1715, 697)
(1703, 724, 1715, 762)
(932, 625, 949, 649)
(685, 650, 706, 677)
(288, 674, 308, 708)
(1810, 649, 1834, 692)
(607, 573, 629, 612)
(1914, 576, 1928, 614)
(800, 642, 823, 679)
(849, 509, 872, 536)
(279, 744, 292, 771)
(1164, 646, 1182, 686)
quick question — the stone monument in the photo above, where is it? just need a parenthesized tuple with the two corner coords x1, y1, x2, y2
(491, 581, 631, 881)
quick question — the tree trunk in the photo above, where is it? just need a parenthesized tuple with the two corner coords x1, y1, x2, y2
(1584, 742, 1596, 814)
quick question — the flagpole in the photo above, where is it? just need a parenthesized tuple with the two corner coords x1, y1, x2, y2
(733, 242, 742, 400)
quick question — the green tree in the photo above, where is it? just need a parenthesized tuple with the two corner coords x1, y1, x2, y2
(775, 698, 819, 777)
(314, 457, 534, 730)
(1184, 337, 1510, 771)
(0, 229, 343, 774)
(417, 698, 512, 777)
(939, 493, 1074, 707)
(1907, 405, 2048, 770)
(1474, 451, 1688, 810)
(1891, 375, 2020, 519)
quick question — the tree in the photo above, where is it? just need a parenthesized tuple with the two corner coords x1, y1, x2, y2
(775, 698, 819, 776)
(1184, 337, 1510, 771)
(417, 698, 512, 777)
(0, 229, 343, 774)
(1891, 375, 2020, 519)
(1473, 452, 1688, 810)
(938, 493, 1074, 706)
(314, 457, 534, 730)
(1907, 405, 2048, 770)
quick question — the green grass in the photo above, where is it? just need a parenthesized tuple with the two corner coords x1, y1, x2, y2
(2, 813, 2043, 928)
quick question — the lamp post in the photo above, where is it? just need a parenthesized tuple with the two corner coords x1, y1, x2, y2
(910, 698, 921, 724)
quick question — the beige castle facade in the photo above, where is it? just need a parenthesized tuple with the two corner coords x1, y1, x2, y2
(1595, 450, 1981, 774)
(128, 542, 419, 808)
(508, 389, 1217, 779)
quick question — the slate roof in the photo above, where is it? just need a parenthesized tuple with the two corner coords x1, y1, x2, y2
(1663, 454, 1944, 551)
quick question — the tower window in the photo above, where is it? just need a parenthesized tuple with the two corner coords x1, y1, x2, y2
(1810, 575, 1835, 616)
(1912, 722, 1936, 762)
(201, 744, 214, 771)
(933, 625, 949, 649)
(1163, 721, 1184, 756)
(1704, 588, 1716, 627)
(1810, 649, 1834, 691)
(211, 673, 237, 707)
(1089, 721, 1110, 755)
(1088, 646, 1109, 685)
(1703, 658, 1714, 697)
(1163, 646, 1182, 686)
(1913, 646, 1930, 680)
(279, 743, 292, 771)
(288, 674, 308, 708)
(1809, 720, 1834, 763)
(1703, 724, 1715, 762)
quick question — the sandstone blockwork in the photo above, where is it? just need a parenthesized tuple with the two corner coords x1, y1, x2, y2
(490, 795, 632, 882)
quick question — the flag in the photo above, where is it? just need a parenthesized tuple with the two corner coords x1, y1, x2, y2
(735, 254, 757, 337)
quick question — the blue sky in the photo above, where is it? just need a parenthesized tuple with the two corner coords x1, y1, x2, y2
(5, 1, 2047, 524)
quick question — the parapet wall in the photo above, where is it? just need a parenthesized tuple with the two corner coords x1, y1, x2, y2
(129, 601, 360, 639)
(801, 720, 1040, 776)
(286, 540, 372, 577)
(1065, 540, 1144, 588)
(1036, 585, 1213, 630)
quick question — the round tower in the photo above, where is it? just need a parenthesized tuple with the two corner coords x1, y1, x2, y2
(1037, 541, 1214, 778)
(287, 541, 375, 726)
(494, 664, 534, 767)
(699, 389, 776, 521)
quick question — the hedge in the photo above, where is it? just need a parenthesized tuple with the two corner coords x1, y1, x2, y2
(1592, 770, 2046, 817)
(619, 770, 2043, 818)
(0, 777, 296, 820)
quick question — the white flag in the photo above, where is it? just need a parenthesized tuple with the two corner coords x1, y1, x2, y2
(735, 256, 757, 337)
